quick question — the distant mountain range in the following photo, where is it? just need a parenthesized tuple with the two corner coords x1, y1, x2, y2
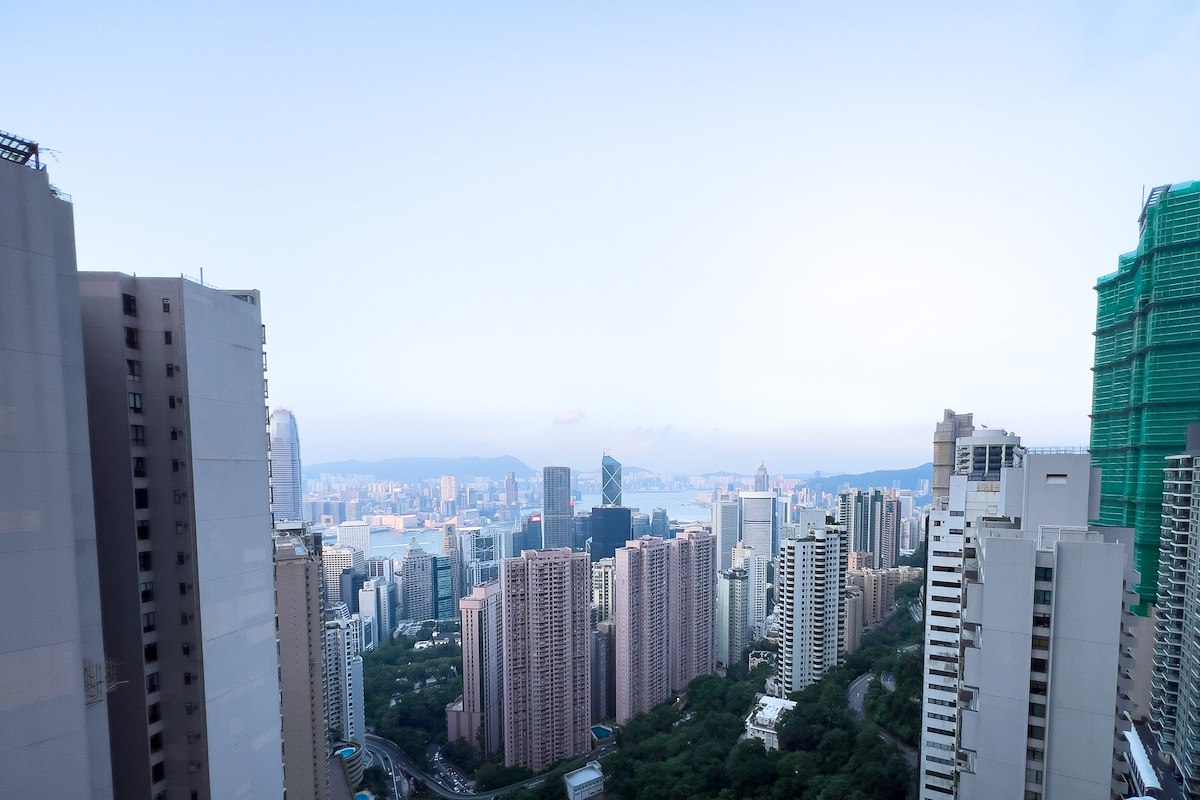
(797, 463, 933, 496)
(305, 455, 536, 483)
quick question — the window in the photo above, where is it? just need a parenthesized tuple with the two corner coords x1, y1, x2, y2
(128, 392, 143, 413)
(144, 642, 158, 663)
(1029, 702, 1046, 718)
(1025, 767, 1043, 783)
(123, 293, 138, 316)
(125, 327, 140, 349)
(182, 642, 191, 657)
(1030, 657, 1048, 673)
(147, 702, 161, 724)
(131, 425, 146, 446)
(177, 552, 187, 565)
(132, 457, 147, 477)
(179, 582, 188, 596)
(137, 520, 151, 540)
(1029, 680, 1048, 697)
(183, 672, 193, 685)
(1045, 473, 1067, 485)
(185, 702, 195, 715)
(149, 732, 163, 753)
(140, 581, 154, 603)
(134, 488, 149, 509)
(1026, 747, 1044, 762)
(1034, 567, 1053, 582)
(1027, 724, 1044, 740)
(176, 521, 186, 535)
(173, 489, 185, 504)
(180, 612, 191, 625)
(151, 762, 164, 783)
(1032, 613, 1051, 628)
(127, 359, 142, 380)
(1031, 635, 1050, 650)
(170, 427, 180, 441)
(166, 363, 175, 377)
(142, 612, 156, 633)
(1033, 589, 1052, 605)
(162, 298, 171, 312)
(138, 552, 153, 572)
(172, 459, 182, 473)
(168, 396, 176, 409)
(164, 331, 172, 345)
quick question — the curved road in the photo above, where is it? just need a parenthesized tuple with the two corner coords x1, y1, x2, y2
(847, 672, 918, 768)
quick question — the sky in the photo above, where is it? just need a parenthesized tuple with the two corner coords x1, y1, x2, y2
(6, 2, 1200, 474)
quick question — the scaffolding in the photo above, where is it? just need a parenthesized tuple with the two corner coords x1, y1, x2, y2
(1091, 181, 1200, 612)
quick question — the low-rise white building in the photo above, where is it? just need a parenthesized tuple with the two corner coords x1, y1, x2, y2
(744, 695, 797, 751)
(563, 760, 605, 800)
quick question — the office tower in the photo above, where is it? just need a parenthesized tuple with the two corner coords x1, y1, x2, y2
(732, 542, 769, 633)
(933, 409, 974, 503)
(631, 511, 651, 538)
(358, 578, 393, 645)
(80, 273, 283, 799)
(324, 606, 365, 745)
(337, 519, 371, 559)
(459, 525, 501, 589)
(433, 555, 456, 619)
(614, 536, 671, 723)
(440, 473, 458, 515)
(574, 511, 592, 552)
(400, 548, 434, 621)
(592, 557, 617, 622)
(442, 526, 461, 608)
(513, 514, 543, 555)
(591, 622, 616, 723)
(588, 505, 632, 562)
(739, 491, 777, 555)
(269, 408, 304, 522)
(366, 555, 395, 583)
(504, 471, 518, 507)
(1151, 424, 1200, 792)
(668, 530, 716, 691)
(0, 132, 113, 800)
(651, 507, 669, 539)
(1092, 183, 1200, 613)
(448, 580, 504, 756)
(602, 452, 622, 506)
(542, 466, 574, 548)
(754, 462, 770, 492)
(274, 525, 331, 800)
(323, 545, 365, 605)
(919, 452, 1137, 800)
(716, 568, 750, 672)
(501, 548, 591, 770)
(712, 500, 740, 571)
(776, 525, 848, 695)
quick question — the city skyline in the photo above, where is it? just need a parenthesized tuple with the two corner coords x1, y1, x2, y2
(6, 4, 1200, 472)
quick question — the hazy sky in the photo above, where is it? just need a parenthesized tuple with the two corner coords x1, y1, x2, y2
(7, 2, 1199, 474)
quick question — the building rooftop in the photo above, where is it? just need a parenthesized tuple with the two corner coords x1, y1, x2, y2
(0, 130, 39, 167)
(747, 695, 796, 729)
(563, 760, 604, 789)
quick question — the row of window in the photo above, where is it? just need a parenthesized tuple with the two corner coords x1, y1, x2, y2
(130, 425, 185, 446)
(125, 328, 175, 349)
(122, 293, 172, 317)
(137, 551, 190, 573)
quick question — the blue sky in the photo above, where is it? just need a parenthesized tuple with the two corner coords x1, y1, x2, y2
(7, 2, 1199, 473)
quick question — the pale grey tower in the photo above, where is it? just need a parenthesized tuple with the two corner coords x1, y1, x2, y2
(269, 408, 304, 521)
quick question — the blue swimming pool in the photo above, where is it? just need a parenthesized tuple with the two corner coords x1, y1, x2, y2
(340, 747, 356, 758)
(591, 725, 612, 739)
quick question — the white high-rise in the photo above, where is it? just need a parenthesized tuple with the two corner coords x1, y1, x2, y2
(739, 491, 776, 556)
(337, 519, 372, 559)
(776, 524, 848, 695)
(269, 408, 304, 521)
(323, 545, 365, 605)
(716, 567, 750, 672)
(732, 542, 769, 633)
(324, 606, 365, 745)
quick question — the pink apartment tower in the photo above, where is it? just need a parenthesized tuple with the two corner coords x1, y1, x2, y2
(501, 548, 591, 770)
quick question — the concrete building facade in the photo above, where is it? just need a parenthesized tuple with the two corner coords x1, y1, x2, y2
(776, 525, 848, 695)
(615, 536, 671, 723)
(667, 530, 716, 692)
(450, 580, 504, 757)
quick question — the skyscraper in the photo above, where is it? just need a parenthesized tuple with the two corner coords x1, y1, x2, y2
(615, 536, 671, 723)
(601, 452, 622, 506)
(504, 471, 518, 508)
(323, 545, 365, 606)
(440, 474, 458, 517)
(269, 408, 304, 522)
(0, 130, 113, 800)
(933, 409, 974, 503)
(650, 507, 669, 539)
(739, 491, 776, 555)
(588, 504, 632, 562)
(754, 462, 770, 492)
(542, 465, 574, 549)
(501, 548, 591, 770)
(80, 273, 283, 799)
(716, 567, 749, 672)
(712, 500, 740, 571)
(732, 542, 770, 634)
(400, 548, 434, 621)
(776, 525, 847, 695)
(337, 519, 372, 559)
(274, 523, 331, 800)
(448, 580, 504, 757)
(324, 605, 365, 745)
(1091, 181, 1200, 611)
(667, 530, 716, 692)
(592, 557, 617, 622)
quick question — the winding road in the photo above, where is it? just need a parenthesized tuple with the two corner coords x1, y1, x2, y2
(847, 671, 918, 768)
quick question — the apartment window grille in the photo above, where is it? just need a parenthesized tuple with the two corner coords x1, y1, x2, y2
(137, 520, 151, 540)
(148, 702, 161, 724)
(133, 457, 147, 477)
(127, 359, 142, 380)
(125, 327, 140, 349)
(128, 392, 143, 413)
(144, 643, 158, 664)
(122, 293, 138, 315)
(164, 331, 172, 345)
(131, 425, 146, 446)
(142, 612, 156, 633)
(140, 582, 154, 603)
(166, 363, 175, 377)
(135, 488, 149, 509)
(162, 298, 171, 312)
(138, 552, 153, 572)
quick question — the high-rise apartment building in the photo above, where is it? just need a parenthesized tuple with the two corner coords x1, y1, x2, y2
(776, 525, 847, 695)
(0, 132, 114, 800)
(933, 409, 974, 503)
(358, 578, 393, 645)
(269, 408, 304, 522)
(324, 605, 365, 745)
(324, 545, 365, 606)
(739, 491, 776, 556)
(920, 452, 1138, 799)
(732, 542, 769, 633)
(1091, 182, 1200, 611)
(448, 580, 504, 757)
(667, 530, 716, 692)
(400, 548, 434, 621)
(274, 522, 331, 800)
(80, 272, 283, 799)
(459, 525, 501, 590)
(542, 466, 574, 549)
(592, 557, 617, 622)
(602, 452, 622, 506)
(1151, 424, 1200, 793)
(713, 500, 740, 571)
(716, 567, 750, 672)
(501, 548, 591, 770)
(615, 536, 671, 723)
